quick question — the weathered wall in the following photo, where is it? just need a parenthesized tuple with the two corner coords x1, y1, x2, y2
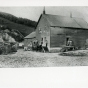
(68, 29, 88, 48)
(50, 34, 66, 47)
(50, 27, 88, 49)
(50, 27, 66, 47)
(36, 15, 50, 50)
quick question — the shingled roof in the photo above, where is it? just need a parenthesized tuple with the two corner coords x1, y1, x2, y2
(25, 31, 36, 39)
(42, 14, 88, 29)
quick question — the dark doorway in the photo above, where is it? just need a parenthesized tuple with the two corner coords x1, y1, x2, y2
(66, 37, 69, 46)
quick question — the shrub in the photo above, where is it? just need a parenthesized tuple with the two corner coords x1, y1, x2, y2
(0, 48, 3, 54)
(11, 45, 17, 52)
(0, 46, 5, 55)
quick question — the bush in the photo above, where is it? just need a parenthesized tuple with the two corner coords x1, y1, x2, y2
(0, 48, 3, 54)
(0, 46, 5, 55)
(11, 45, 17, 52)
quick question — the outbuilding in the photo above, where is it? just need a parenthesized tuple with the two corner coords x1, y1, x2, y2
(24, 31, 36, 47)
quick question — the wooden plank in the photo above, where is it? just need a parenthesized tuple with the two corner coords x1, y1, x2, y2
(50, 34, 65, 47)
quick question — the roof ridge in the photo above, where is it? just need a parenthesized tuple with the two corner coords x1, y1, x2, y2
(44, 14, 69, 18)
(44, 13, 85, 20)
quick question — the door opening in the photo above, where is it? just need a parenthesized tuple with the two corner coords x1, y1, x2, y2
(66, 37, 69, 46)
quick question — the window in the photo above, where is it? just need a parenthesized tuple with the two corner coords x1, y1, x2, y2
(40, 38, 43, 45)
(66, 37, 69, 46)
(45, 26, 47, 29)
(39, 27, 42, 33)
(44, 37, 46, 41)
(42, 38, 43, 41)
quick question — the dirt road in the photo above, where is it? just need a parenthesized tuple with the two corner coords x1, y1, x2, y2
(0, 49, 88, 67)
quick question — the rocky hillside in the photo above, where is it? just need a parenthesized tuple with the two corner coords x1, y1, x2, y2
(0, 12, 37, 42)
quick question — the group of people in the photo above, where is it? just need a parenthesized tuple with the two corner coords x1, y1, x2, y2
(67, 40, 74, 46)
(25, 38, 48, 52)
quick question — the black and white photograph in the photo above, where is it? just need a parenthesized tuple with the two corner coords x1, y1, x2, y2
(0, 0, 88, 88)
(0, 6, 88, 67)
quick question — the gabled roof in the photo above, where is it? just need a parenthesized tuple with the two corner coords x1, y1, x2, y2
(39, 14, 88, 29)
(24, 31, 36, 39)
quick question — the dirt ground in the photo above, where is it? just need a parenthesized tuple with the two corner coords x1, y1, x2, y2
(0, 49, 88, 67)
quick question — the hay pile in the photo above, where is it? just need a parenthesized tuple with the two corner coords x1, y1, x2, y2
(59, 50, 88, 56)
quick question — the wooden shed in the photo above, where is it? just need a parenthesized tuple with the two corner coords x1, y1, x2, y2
(24, 31, 36, 47)
(36, 13, 88, 51)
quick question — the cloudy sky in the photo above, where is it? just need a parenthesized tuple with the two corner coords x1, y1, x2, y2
(0, 6, 88, 22)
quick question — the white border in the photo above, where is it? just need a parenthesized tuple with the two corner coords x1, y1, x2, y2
(0, 0, 88, 88)
(0, 0, 87, 6)
(0, 67, 88, 88)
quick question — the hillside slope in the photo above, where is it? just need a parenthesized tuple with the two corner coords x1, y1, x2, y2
(0, 17, 34, 36)
(0, 12, 37, 37)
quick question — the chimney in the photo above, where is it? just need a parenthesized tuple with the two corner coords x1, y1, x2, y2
(43, 6, 46, 14)
(70, 12, 72, 18)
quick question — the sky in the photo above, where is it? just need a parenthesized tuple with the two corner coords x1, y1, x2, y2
(0, 7, 88, 22)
